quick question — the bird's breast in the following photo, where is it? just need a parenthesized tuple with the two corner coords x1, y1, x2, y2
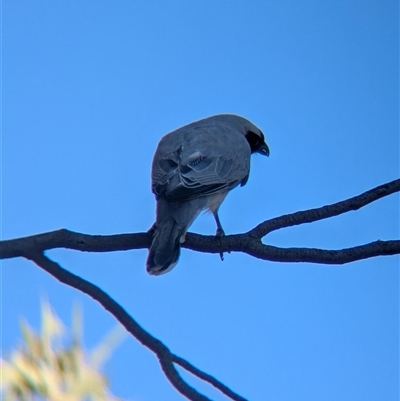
(205, 191, 229, 213)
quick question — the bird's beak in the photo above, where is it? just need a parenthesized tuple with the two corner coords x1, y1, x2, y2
(257, 142, 270, 156)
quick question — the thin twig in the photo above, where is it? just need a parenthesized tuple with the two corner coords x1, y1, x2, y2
(173, 355, 249, 401)
(248, 178, 400, 238)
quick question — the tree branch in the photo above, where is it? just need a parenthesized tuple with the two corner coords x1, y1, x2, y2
(183, 236, 400, 264)
(25, 252, 248, 401)
(0, 230, 149, 259)
(1, 179, 399, 264)
(248, 178, 400, 238)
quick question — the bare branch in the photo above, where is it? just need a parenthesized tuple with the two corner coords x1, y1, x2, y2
(239, 240, 400, 264)
(183, 234, 400, 263)
(2, 230, 398, 265)
(25, 252, 247, 401)
(1, 179, 398, 265)
(248, 178, 400, 238)
(0, 230, 149, 259)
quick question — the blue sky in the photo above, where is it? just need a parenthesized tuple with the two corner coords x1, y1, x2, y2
(2, 1, 399, 400)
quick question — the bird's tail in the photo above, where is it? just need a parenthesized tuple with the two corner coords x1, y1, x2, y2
(146, 218, 183, 276)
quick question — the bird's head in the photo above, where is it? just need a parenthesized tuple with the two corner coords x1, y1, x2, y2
(217, 114, 270, 157)
(244, 128, 270, 156)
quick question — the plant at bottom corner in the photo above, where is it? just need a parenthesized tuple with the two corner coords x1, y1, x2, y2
(1, 301, 126, 401)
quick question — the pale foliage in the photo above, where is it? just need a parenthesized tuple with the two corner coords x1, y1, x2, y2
(1, 302, 126, 401)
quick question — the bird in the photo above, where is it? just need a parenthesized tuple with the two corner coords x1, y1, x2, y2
(146, 114, 270, 275)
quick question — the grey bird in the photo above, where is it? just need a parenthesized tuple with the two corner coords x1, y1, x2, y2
(146, 114, 269, 275)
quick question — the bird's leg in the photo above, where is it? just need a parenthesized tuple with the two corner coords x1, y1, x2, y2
(213, 211, 225, 261)
(213, 211, 225, 236)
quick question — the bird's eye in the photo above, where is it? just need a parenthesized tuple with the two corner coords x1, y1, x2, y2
(245, 131, 263, 152)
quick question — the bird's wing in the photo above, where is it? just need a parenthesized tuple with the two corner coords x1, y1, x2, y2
(151, 123, 251, 202)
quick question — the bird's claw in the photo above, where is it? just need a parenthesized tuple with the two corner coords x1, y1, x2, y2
(216, 227, 225, 237)
(215, 228, 225, 261)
